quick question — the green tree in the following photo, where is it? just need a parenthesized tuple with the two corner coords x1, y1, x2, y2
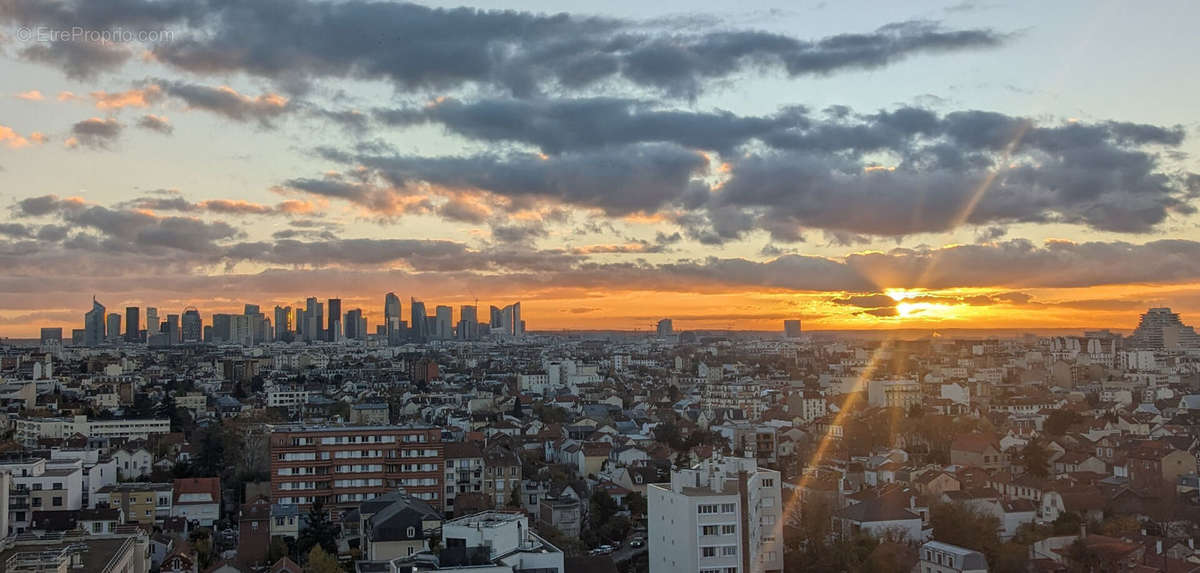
(589, 490, 619, 527)
(624, 491, 647, 518)
(930, 503, 1002, 564)
(303, 546, 341, 573)
(298, 500, 338, 557)
(511, 396, 523, 419)
(192, 423, 226, 477)
(1019, 440, 1051, 478)
(1044, 410, 1083, 436)
(268, 536, 291, 563)
(157, 392, 182, 432)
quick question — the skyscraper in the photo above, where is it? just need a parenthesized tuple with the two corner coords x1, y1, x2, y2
(106, 313, 121, 342)
(512, 301, 523, 337)
(125, 306, 140, 342)
(384, 292, 402, 344)
(458, 305, 478, 340)
(657, 318, 674, 337)
(40, 327, 62, 352)
(274, 305, 291, 340)
(327, 298, 342, 341)
(435, 305, 453, 339)
(345, 308, 366, 340)
(84, 297, 105, 347)
(145, 307, 158, 338)
(490, 305, 502, 328)
(165, 314, 180, 345)
(411, 298, 428, 341)
(181, 308, 202, 343)
(784, 319, 802, 338)
(212, 314, 233, 343)
(498, 305, 514, 336)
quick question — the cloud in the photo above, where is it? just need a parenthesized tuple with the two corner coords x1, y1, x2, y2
(19, 39, 132, 80)
(66, 117, 122, 149)
(117, 195, 313, 217)
(377, 96, 804, 154)
(315, 143, 709, 217)
(136, 114, 173, 134)
(2, 0, 1006, 96)
(14, 90, 43, 101)
(91, 85, 165, 109)
(13, 194, 242, 255)
(158, 80, 290, 125)
(0, 125, 46, 149)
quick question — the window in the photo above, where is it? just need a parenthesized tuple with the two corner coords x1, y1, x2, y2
(52, 497, 62, 507)
(720, 503, 736, 513)
(721, 524, 736, 535)
(761, 478, 774, 487)
(407, 526, 416, 537)
(701, 525, 719, 535)
(92, 522, 103, 533)
(701, 547, 717, 557)
(720, 546, 736, 556)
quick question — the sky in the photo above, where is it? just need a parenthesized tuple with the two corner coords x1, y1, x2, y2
(0, 0, 1198, 336)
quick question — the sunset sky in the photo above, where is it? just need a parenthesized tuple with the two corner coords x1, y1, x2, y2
(1, 0, 1199, 336)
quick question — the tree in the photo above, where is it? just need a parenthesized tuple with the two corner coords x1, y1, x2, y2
(589, 490, 619, 527)
(268, 536, 291, 563)
(624, 491, 647, 518)
(930, 503, 1002, 564)
(508, 485, 522, 509)
(511, 396, 523, 419)
(157, 392, 183, 432)
(1019, 440, 1051, 478)
(192, 423, 226, 477)
(303, 546, 341, 573)
(298, 500, 338, 557)
(1044, 410, 1083, 436)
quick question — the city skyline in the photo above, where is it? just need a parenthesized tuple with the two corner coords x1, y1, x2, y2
(2, 1, 1199, 336)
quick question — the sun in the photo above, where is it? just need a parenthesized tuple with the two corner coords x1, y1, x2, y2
(885, 288, 921, 302)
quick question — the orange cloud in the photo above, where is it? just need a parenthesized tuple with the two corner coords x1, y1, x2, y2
(91, 85, 164, 109)
(15, 90, 44, 101)
(0, 125, 47, 149)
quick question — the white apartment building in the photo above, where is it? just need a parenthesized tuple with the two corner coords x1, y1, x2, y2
(440, 511, 564, 572)
(648, 455, 783, 573)
(14, 415, 170, 447)
(47, 448, 117, 508)
(0, 457, 83, 534)
(918, 541, 988, 573)
(267, 390, 310, 408)
(867, 379, 922, 410)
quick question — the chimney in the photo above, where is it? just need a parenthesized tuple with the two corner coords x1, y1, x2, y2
(1156, 540, 1163, 555)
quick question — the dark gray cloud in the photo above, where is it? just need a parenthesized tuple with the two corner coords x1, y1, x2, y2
(157, 80, 290, 125)
(13, 194, 241, 254)
(319, 143, 709, 217)
(68, 117, 122, 149)
(333, 101, 1198, 239)
(136, 114, 174, 134)
(19, 39, 132, 80)
(2, 0, 1005, 96)
(377, 97, 805, 154)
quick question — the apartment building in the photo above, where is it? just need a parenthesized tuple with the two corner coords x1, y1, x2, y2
(444, 442, 484, 517)
(648, 455, 784, 573)
(95, 483, 173, 525)
(483, 443, 522, 508)
(0, 457, 82, 535)
(268, 424, 444, 517)
(14, 415, 170, 447)
(918, 541, 988, 573)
